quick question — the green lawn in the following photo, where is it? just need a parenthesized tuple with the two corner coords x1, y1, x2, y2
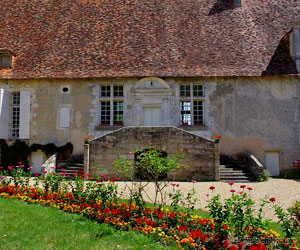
(0, 198, 177, 250)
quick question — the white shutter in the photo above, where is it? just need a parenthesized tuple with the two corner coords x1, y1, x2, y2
(19, 91, 31, 139)
(60, 107, 70, 128)
(0, 89, 9, 139)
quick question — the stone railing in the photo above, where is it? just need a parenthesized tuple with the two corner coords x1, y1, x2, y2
(245, 152, 265, 179)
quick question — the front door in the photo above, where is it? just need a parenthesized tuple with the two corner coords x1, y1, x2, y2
(265, 152, 280, 176)
(31, 151, 44, 174)
(142, 106, 162, 126)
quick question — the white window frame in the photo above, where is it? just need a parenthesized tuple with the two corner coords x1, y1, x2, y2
(179, 83, 205, 126)
(10, 92, 20, 138)
(99, 84, 124, 126)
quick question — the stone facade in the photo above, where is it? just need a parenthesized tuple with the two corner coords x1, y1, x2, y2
(0, 76, 300, 175)
(88, 127, 219, 181)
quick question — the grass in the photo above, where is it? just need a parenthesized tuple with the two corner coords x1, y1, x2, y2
(0, 198, 177, 250)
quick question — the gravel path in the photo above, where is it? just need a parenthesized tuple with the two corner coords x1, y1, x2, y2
(115, 178, 300, 221)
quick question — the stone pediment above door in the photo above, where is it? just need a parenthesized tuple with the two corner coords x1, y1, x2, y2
(131, 77, 172, 93)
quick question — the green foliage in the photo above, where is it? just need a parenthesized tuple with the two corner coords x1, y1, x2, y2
(207, 192, 270, 238)
(274, 204, 298, 238)
(283, 168, 300, 179)
(257, 169, 270, 182)
(290, 201, 300, 230)
(114, 147, 185, 213)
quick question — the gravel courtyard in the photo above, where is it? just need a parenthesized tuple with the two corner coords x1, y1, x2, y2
(116, 178, 300, 221)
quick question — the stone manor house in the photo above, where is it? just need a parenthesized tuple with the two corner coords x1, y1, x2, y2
(0, 0, 300, 180)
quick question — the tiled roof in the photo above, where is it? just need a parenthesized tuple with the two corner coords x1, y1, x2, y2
(0, 0, 299, 79)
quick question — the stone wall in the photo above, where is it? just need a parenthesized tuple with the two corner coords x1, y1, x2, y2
(88, 127, 219, 181)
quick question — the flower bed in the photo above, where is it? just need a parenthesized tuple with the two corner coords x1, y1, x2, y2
(1, 162, 300, 249)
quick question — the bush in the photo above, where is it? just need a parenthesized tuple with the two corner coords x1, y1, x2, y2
(283, 168, 300, 179)
(257, 169, 270, 182)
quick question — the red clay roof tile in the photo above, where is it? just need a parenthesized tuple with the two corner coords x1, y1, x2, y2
(0, 0, 299, 79)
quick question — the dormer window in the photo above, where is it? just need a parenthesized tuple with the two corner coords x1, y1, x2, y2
(0, 50, 13, 68)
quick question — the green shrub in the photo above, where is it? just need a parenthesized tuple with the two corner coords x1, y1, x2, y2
(283, 168, 300, 179)
(258, 169, 270, 182)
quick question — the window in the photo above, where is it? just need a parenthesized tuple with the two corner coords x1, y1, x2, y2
(0, 53, 12, 68)
(99, 84, 124, 126)
(180, 84, 204, 126)
(113, 85, 123, 97)
(11, 93, 20, 138)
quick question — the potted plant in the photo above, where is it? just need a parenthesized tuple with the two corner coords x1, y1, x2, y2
(214, 136, 222, 143)
(181, 122, 189, 126)
(114, 121, 123, 126)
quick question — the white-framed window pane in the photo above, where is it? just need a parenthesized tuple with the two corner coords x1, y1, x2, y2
(180, 85, 190, 97)
(100, 85, 110, 97)
(113, 101, 123, 125)
(11, 93, 20, 138)
(193, 84, 204, 97)
(113, 85, 123, 97)
(194, 101, 203, 125)
(180, 101, 191, 125)
(100, 101, 110, 125)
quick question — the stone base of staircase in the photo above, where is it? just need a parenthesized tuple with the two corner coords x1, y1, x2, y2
(56, 154, 84, 177)
(220, 165, 256, 183)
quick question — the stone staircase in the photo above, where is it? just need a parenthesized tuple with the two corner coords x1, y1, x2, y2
(56, 154, 84, 177)
(219, 155, 256, 182)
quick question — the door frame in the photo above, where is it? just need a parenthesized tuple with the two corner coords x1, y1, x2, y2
(142, 105, 162, 126)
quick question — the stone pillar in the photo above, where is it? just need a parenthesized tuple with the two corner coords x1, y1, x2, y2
(214, 143, 220, 181)
(84, 143, 90, 179)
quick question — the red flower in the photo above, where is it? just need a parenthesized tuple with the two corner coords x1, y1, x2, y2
(239, 241, 244, 250)
(109, 179, 115, 183)
(230, 245, 238, 250)
(223, 224, 229, 230)
(230, 189, 236, 193)
(224, 239, 229, 248)
(228, 182, 235, 186)
(240, 185, 246, 189)
(209, 186, 215, 190)
(269, 197, 276, 202)
(247, 187, 253, 191)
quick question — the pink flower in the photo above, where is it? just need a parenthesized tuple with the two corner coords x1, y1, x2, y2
(8, 166, 12, 170)
(43, 170, 48, 174)
(191, 180, 197, 183)
(17, 170, 21, 173)
(27, 167, 33, 170)
(57, 165, 61, 168)
(66, 175, 70, 177)
(61, 173, 65, 176)
(73, 173, 78, 177)
(269, 197, 276, 202)
(18, 162, 22, 165)
(1, 176, 5, 180)
(238, 191, 244, 195)
(34, 174, 39, 177)
(206, 193, 209, 197)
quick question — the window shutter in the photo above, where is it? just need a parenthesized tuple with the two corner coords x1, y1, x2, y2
(0, 89, 9, 139)
(60, 107, 70, 128)
(19, 91, 31, 139)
